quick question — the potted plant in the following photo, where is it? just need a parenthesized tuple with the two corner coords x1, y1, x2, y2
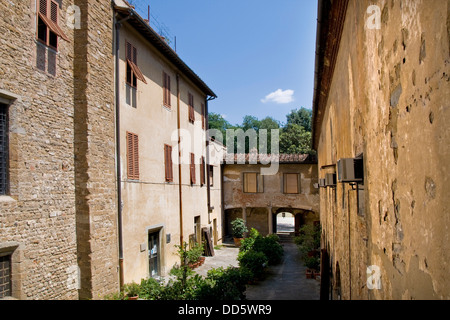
(231, 218, 248, 247)
(123, 282, 140, 300)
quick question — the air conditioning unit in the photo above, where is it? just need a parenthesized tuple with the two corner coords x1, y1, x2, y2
(337, 158, 364, 183)
(325, 173, 336, 187)
(319, 179, 326, 188)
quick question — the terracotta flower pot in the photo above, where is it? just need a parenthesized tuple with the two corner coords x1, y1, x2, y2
(233, 238, 243, 247)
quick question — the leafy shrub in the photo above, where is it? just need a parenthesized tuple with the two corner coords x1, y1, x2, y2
(239, 228, 260, 253)
(252, 235, 284, 266)
(138, 277, 163, 300)
(238, 250, 268, 280)
(196, 267, 250, 300)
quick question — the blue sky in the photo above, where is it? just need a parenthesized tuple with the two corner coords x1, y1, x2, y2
(129, 0, 318, 126)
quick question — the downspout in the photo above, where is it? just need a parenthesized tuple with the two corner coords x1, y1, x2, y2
(114, 10, 132, 290)
(176, 74, 183, 245)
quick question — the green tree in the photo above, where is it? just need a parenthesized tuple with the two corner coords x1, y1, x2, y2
(280, 123, 314, 154)
(286, 107, 312, 132)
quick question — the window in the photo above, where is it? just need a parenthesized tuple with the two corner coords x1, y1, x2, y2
(190, 153, 196, 185)
(284, 173, 300, 194)
(163, 71, 171, 108)
(0, 254, 12, 298)
(200, 156, 205, 186)
(201, 103, 205, 129)
(36, 0, 68, 50)
(188, 93, 195, 123)
(0, 104, 8, 196)
(126, 41, 147, 88)
(126, 132, 139, 180)
(243, 172, 263, 193)
(164, 144, 173, 182)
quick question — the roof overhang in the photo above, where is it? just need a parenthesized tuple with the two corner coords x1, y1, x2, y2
(311, 0, 349, 150)
(114, 5, 217, 99)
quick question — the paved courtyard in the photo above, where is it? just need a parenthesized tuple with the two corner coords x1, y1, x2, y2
(195, 232, 320, 300)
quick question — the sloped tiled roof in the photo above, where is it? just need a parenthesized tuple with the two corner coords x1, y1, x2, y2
(224, 153, 317, 164)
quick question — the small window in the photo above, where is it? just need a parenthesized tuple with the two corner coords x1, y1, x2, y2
(126, 132, 139, 180)
(243, 172, 263, 193)
(0, 254, 12, 298)
(190, 153, 196, 185)
(188, 93, 195, 123)
(126, 41, 147, 88)
(36, 0, 68, 50)
(0, 104, 8, 196)
(163, 71, 171, 108)
(284, 173, 299, 194)
(164, 144, 173, 182)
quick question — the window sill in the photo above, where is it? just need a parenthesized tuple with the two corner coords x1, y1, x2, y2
(0, 196, 17, 203)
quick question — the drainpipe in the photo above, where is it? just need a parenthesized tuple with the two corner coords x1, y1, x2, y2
(205, 95, 216, 222)
(176, 74, 183, 245)
(114, 11, 132, 290)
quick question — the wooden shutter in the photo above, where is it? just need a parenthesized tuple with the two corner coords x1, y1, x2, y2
(164, 144, 173, 182)
(244, 173, 257, 193)
(188, 93, 195, 123)
(163, 72, 171, 107)
(127, 132, 139, 180)
(37, 0, 68, 42)
(125, 41, 147, 85)
(190, 153, 196, 184)
(200, 156, 205, 186)
(284, 173, 299, 194)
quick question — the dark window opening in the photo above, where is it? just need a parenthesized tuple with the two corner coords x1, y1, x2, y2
(0, 104, 9, 196)
(0, 254, 12, 298)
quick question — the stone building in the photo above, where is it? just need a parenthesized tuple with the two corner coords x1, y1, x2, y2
(112, 0, 221, 284)
(312, 0, 450, 299)
(222, 154, 319, 237)
(0, 0, 119, 300)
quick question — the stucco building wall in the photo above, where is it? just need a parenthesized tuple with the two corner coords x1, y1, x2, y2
(314, 0, 450, 299)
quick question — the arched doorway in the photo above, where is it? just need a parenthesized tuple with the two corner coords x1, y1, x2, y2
(275, 212, 295, 234)
(272, 208, 311, 235)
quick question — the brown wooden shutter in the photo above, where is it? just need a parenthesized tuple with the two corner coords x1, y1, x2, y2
(163, 72, 171, 107)
(37, 0, 68, 42)
(164, 144, 173, 182)
(133, 134, 139, 178)
(188, 93, 195, 123)
(244, 173, 257, 193)
(39, 0, 47, 15)
(284, 173, 299, 194)
(125, 41, 147, 85)
(127, 132, 139, 180)
(190, 153, 196, 184)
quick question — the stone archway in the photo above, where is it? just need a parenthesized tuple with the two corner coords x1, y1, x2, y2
(272, 208, 316, 235)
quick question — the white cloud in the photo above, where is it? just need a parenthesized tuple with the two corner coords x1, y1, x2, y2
(261, 89, 294, 104)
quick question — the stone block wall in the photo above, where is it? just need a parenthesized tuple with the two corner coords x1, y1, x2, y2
(0, 0, 78, 299)
(73, 0, 118, 299)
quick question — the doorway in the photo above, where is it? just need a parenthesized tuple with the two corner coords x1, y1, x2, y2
(148, 231, 160, 278)
(275, 212, 295, 235)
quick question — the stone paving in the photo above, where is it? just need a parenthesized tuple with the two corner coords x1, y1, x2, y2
(195, 232, 320, 300)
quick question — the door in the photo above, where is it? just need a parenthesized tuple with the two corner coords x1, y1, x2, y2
(148, 231, 159, 278)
